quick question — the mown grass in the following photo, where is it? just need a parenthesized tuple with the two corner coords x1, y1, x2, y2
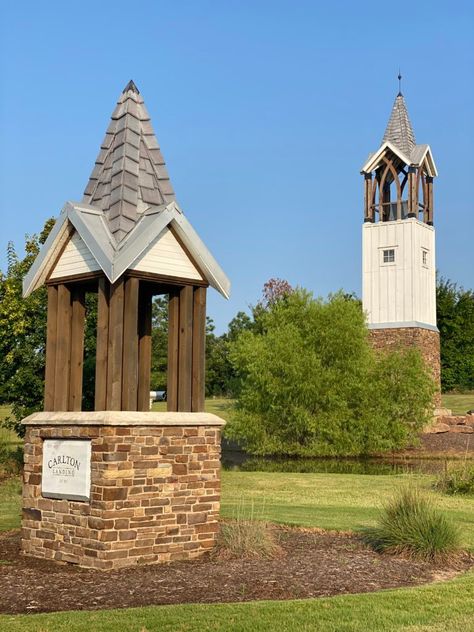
(1, 471, 474, 630)
(151, 397, 234, 420)
(0, 477, 22, 531)
(221, 472, 474, 550)
(442, 391, 474, 415)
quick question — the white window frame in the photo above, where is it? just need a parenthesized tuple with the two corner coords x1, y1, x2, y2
(380, 247, 396, 265)
(422, 248, 429, 267)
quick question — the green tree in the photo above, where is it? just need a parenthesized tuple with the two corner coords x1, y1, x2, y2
(0, 219, 55, 435)
(150, 296, 168, 390)
(226, 289, 435, 457)
(437, 277, 474, 392)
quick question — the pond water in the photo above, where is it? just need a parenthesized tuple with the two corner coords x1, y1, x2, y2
(222, 450, 472, 476)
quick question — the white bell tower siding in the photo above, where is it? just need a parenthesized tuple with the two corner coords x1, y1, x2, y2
(362, 218, 437, 330)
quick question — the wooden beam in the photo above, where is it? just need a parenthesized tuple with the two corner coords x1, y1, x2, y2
(126, 269, 208, 288)
(178, 285, 193, 411)
(44, 285, 58, 411)
(363, 174, 373, 222)
(46, 270, 104, 286)
(106, 279, 125, 410)
(192, 287, 206, 412)
(68, 287, 86, 411)
(95, 277, 110, 410)
(409, 167, 418, 217)
(427, 176, 434, 224)
(137, 284, 153, 411)
(122, 277, 140, 410)
(167, 288, 180, 412)
(53, 284, 72, 411)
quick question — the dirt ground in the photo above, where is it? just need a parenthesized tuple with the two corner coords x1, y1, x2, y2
(403, 432, 474, 457)
(0, 528, 471, 615)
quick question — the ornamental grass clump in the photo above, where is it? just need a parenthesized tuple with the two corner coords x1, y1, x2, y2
(215, 519, 281, 560)
(364, 486, 461, 563)
(214, 499, 281, 560)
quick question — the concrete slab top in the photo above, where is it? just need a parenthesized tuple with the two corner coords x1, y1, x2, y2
(22, 411, 226, 427)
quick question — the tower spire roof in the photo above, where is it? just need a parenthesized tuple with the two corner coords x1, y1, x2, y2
(382, 91, 416, 158)
(83, 80, 175, 242)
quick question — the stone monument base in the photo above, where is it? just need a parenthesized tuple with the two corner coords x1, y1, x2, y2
(21, 412, 225, 570)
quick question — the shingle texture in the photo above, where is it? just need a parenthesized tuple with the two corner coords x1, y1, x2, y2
(382, 93, 416, 158)
(83, 81, 175, 242)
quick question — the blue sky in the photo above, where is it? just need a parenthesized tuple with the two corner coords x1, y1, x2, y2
(1, 1, 472, 333)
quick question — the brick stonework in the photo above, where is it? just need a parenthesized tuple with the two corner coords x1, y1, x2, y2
(368, 327, 441, 406)
(22, 421, 222, 570)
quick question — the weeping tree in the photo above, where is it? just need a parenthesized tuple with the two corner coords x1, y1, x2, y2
(226, 288, 435, 457)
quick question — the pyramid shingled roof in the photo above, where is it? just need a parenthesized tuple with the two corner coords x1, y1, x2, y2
(83, 80, 175, 242)
(382, 92, 416, 157)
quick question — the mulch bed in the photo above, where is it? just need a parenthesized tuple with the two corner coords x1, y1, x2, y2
(0, 528, 472, 615)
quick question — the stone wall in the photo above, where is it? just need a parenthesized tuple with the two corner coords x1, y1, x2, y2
(21, 414, 224, 570)
(368, 327, 441, 406)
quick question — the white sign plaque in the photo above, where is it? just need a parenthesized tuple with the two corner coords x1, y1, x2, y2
(42, 439, 91, 501)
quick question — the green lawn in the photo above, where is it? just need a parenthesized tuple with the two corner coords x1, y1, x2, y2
(221, 472, 474, 548)
(0, 477, 21, 531)
(442, 392, 474, 415)
(151, 397, 234, 420)
(1, 470, 474, 631)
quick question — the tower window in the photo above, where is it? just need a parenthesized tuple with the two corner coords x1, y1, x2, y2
(383, 249, 395, 264)
(422, 249, 428, 266)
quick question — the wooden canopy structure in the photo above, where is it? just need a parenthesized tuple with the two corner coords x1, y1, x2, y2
(24, 81, 230, 414)
(360, 91, 437, 225)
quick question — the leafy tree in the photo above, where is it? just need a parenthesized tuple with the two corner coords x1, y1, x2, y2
(0, 219, 55, 435)
(150, 296, 168, 390)
(260, 278, 293, 308)
(437, 277, 474, 392)
(81, 293, 98, 411)
(226, 289, 435, 457)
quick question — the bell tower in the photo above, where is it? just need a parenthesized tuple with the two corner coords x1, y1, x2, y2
(361, 79, 441, 401)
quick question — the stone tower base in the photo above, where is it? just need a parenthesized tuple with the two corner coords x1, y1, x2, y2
(21, 412, 225, 570)
(368, 326, 441, 406)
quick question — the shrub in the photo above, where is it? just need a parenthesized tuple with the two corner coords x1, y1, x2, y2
(227, 289, 435, 457)
(435, 462, 474, 495)
(363, 486, 460, 563)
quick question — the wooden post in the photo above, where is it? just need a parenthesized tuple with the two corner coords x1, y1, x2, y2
(364, 174, 373, 222)
(408, 167, 417, 218)
(178, 285, 193, 411)
(137, 284, 153, 411)
(426, 176, 434, 225)
(167, 288, 180, 412)
(106, 279, 125, 410)
(68, 287, 86, 411)
(122, 277, 140, 410)
(95, 277, 110, 410)
(44, 285, 58, 411)
(192, 287, 206, 412)
(53, 284, 72, 411)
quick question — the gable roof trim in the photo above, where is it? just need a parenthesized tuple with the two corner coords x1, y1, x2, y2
(23, 201, 231, 299)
